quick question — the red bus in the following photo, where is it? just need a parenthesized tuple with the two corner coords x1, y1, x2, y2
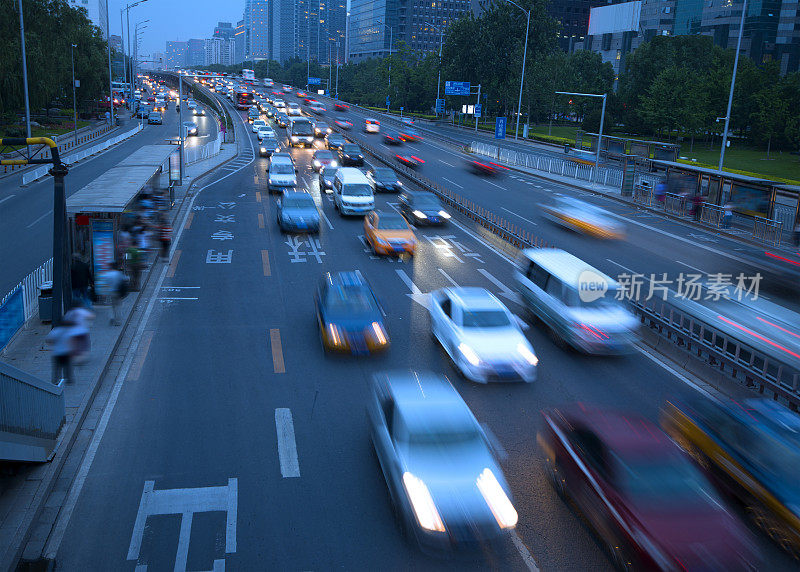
(235, 88, 255, 110)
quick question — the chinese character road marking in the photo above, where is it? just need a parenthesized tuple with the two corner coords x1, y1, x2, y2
(285, 237, 326, 263)
(206, 250, 233, 263)
(127, 479, 237, 572)
(192, 205, 216, 211)
(217, 201, 236, 210)
(211, 230, 234, 241)
(214, 215, 236, 224)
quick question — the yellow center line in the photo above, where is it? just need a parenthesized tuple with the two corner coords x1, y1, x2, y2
(184, 212, 194, 230)
(270, 328, 285, 373)
(128, 330, 154, 381)
(261, 249, 271, 276)
(256, 191, 262, 202)
(167, 249, 182, 278)
(258, 213, 265, 228)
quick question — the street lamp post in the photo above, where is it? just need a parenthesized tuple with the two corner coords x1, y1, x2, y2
(503, 0, 530, 140)
(377, 22, 393, 110)
(134, 21, 148, 86)
(17, 0, 32, 151)
(335, 39, 340, 99)
(124, 0, 149, 101)
(556, 91, 607, 183)
(106, 0, 114, 127)
(178, 71, 185, 182)
(425, 21, 445, 117)
(71, 44, 78, 145)
(718, 0, 748, 172)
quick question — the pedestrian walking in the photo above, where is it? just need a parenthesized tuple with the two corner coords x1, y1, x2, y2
(46, 319, 77, 385)
(64, 304, 95, 363)
(723, 202, 734, 229)
(103, 264, 128, 325)
(126, 241, 142, 291)
(159, 216, 172, 259)
(70, 254, 94, 308)
(692, 193, 703, 221)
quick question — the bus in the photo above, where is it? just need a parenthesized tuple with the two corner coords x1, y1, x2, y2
(235, 87, 255, 110)
(242, 69, 255, 81)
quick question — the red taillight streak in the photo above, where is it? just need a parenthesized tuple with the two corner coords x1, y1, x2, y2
(756, 316, 800, 340)
(717, 315, 800, 360)
(765, 251, 800, 267)
(411, 156, 424, 163)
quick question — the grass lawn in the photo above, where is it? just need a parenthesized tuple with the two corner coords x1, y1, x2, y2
(30, 121, 92, 138)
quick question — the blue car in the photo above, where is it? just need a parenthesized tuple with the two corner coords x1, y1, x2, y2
(276, 191, 320, 233)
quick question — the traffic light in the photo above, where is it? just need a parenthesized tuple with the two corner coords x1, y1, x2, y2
(568, 98, 573, 105)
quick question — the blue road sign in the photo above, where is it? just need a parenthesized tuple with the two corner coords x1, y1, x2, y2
(386, 95, 390, 108)
(495, 117, 507, 139)
(445, 81, 470, 96)
(435, 98, 445, 113)
(307, 77, 321, 85)
(474, 104, 482, 118)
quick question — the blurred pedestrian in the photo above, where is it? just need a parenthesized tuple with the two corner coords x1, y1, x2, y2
(65, 304, 95, 364)
(655, 181, 667, 206)
(103, 263, 128, 325)
(159, 216, 172, 259)
(126, 240, 142, 291)
(46, 319, 76, 385)
(723, 202, 733, 229)
(70, 254, 94, 308)
(692, 193, 703, 221)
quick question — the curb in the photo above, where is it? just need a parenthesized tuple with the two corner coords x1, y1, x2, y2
(3, 102, 240, 571)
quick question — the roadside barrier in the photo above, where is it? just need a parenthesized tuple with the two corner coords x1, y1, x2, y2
(2, 124, 116, 174)
(753, 216, 783, 246)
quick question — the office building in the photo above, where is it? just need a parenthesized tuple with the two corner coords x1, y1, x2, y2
(67, 0, 109, 38)
(204, 37, 237, 66)
(235, 20, 247, 64)
(187, 39, 206, 67)
(244, 0, 271, 61)
(214, 21, 236, 40)
(776, 0, 800, 74)
(165, 40, 187, 70)
(109, 34, 122, 52)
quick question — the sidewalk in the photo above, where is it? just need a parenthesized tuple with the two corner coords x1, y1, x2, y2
(0, 117, 241, 570)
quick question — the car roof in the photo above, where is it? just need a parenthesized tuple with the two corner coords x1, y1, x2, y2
(336, 167, 370, 183)
(374, 211, 406, 222)
(270, 153, 293, 165)
(383, 372, 474, 428)
(520, 248, 618, 288)
(445, 287, 505, 311)
(282, 191, 314, 202)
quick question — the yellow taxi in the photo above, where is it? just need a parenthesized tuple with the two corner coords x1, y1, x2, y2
(364, 211, 416, 256)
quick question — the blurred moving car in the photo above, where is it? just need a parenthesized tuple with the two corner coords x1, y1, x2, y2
(309, 102, 326, 114)
(364, 211, 416, 256)
(182, 121, 198, 136)
(335, 117, 353, 130)
(257, 126, 275, 140)
(430, 288, 537, 383)
(401, 117, 414, 126)
(333, 102, 349, 111)
(275, 113, 289, 128)
(287, 102, 302, 116)
(383, 131, 402, 145)
(147, 111, 163, 125)
(259, 136, 280, 157)
(367, 167, 403, 193)
(325, 133, 346, 150)
(514, 249, 638, 353)
(333, 167, 374, 215)
(662, 397, 800, 558)
(395, 154, 424, 169)
(277, 191, 320, 234)
(192, 107, 206, 116)
(367, 371, 517, 551)
(252, 118, 267, 133)
(540, 405, 760, 571)
(312, 150, 338, 172)
(399, 128, 422, 142)
(314, 121, 332, 137)
(318, 165, 339, 193)
(364, 118, 380, 133)
(398, 190, 450, 225)
(541, 197, 626, 240)
(316, 271, 388, 354)
(466, 160, 509, 176)
(248, 108, 259, 124)
(338, 143, 365, 167)
(296, 90, 307, 98)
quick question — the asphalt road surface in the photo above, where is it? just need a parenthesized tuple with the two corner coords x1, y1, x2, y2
(48, 91, 798, 570)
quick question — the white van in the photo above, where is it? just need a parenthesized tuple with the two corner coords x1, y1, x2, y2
(287, 117, 314, 147)
(267, 153, 297, 193)
(333, 168, 374, 215)
(514, 249, 638, 353)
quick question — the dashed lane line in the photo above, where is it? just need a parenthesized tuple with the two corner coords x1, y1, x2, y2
(261, 250, 271, 276)
(275, 408, 300, 478)
(270, 328, 285, 373)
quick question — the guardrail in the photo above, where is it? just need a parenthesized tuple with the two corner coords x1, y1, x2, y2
(185, 132, 223, 164)
(664, 192, 688, 216)
(753, 216, 783, 247)
(1, 259, 53, 351)
(632, 295, 800, 410)
(22, 123, 143, 185)
(699, 203, 725, 228)
(0, 360, 65, 462)
(633, 185, 654, 206)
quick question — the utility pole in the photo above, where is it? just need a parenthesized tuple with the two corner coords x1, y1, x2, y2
(17, 0, 32, 151)
(335, 39, 340, 99)
(106, 0, 114, 126)
(178, 71, 185, 182)
(719, 0, 748, 171)
(71, 44, 78, 144)
(475, 84, 481, 132)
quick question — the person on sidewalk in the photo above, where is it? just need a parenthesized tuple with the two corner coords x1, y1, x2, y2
(46, 319, 77, 385)
(723, 202, 734, 229)
(70, 254, 94, 308)
(159, 215, 172, 259)
(655, 181, 667, 206)
(103, 263, 128, 326)
(692, 193, 703, 221)
(64, 303, 95, 364)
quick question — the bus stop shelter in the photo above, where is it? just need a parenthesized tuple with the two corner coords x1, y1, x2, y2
(575, 131, 680, 166)
(66, 145, 177, 282)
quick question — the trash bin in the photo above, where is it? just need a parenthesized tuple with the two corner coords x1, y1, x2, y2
(38, 281, 53, 323)
(564, 143, 571, 154)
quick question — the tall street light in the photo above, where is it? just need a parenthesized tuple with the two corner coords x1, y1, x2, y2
(16, 0, 32, 151)
(134, 20, 149, 85)
(71, 44, 79, 144)
(377, 21, 393, 110)
(718, 0, 748, 172)
(425, 20, 445, 117)
(106, 0, 114, 126)
(503, 0, 530, 140)
(124, 0, 149, 100)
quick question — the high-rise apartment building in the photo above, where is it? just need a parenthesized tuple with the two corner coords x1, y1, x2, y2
(67, 0, 109, 38)
(214, 21, 236, 40)
(186, 39, 206, 67)
(165, 41, 188, 70)
(235, 20, 247, 64)
(244, 0, 272, 61)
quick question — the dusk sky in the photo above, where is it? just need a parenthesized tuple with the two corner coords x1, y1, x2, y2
(109, 0, 243, 56)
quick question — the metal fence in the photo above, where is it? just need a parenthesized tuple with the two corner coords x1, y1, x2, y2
(0, 258, 53, 351)
(185, 132, 223, 164)
(753, 217, 783, 246)
(699, 204, 725, 228)
(22, 123, 143, 185)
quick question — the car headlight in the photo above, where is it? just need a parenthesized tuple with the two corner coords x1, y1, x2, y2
(329, 161, 337, 167)
(516, 342, 538, 366)
(313, 160, 320, 167)
(402, 472, 445, 533)
(476, 468, 518, 529)
(326, 323, 344, 347)
(458, 343, 481, 366)
(413, 210, 427, 219)
(291, 136, 298, 141)
(370, 321, 388, 345)
(438, 210, 451, 219)
(260, 147, 266, 153)
(397, 181, 403, 186)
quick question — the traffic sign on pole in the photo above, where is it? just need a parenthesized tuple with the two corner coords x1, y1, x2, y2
(445, 81, 470, 96)
(435, 98, 445, 113)
(474, 104, 482, 118)
(385, 95, 390, 108)
(307, 77, 321, 85)
(495, 117, 507, 139)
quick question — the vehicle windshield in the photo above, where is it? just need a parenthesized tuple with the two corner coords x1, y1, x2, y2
(283, 195, 315, 209)
(614, 453, 721, 508)
(343, 184, 372, 197)
(461, 310, 510, 328)
(325, 286, 377, 314)
(374, 168, 396, 179)
(315, 152, 334, 161)
(413, 196, 441, 209)
(292, 121, 313, 135)
(563, 286, 623, 309)
(342, 145, 360, 154)
(271, 163, 294, 175)
(376, 215, 408, 230)
(263, 137, 278, 146)
(329, 135, 344, 143)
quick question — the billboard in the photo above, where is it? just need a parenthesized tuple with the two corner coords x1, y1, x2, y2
(587, 1, 642, 36)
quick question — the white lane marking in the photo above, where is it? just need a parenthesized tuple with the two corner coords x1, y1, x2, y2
(0, 194, 15, 205)
(501, 207, 538, 226)
(45, 94, 249, 560)
(396, 269, 422, 294)
(157, 297, 198, 300)
(511, 531, 541, 572)
(605, 258, 638, 276)
(319, 208, 335, 230)
(26, 209, 53, 228)
(275, 408, 301, 478)
(633, 343, 717, 399)
(174, 511, 193, 571)
(449, 218, 517, 266)
(485, 180, 505, 190)
(442, 177, 463, 189)
(477, 268, 522, 303)
(439, 158, 455, 167)
(438, 268, 460, 286)
(161, 286, 201, 288)
(679, 261, 706, 274)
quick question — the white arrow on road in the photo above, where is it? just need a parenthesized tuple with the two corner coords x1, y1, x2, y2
(478, 268, 522, 303)
(396, 269, 430, 309)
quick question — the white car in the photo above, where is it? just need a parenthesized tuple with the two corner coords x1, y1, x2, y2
(252, 119, 267, 133)
(257, 126, 275, 140)
(287, 103, 302, 116)
(429, 287, 538, 383)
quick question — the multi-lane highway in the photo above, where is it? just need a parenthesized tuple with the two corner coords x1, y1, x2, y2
(0, 98, 218, 297)
(43, 86, 798, 570)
